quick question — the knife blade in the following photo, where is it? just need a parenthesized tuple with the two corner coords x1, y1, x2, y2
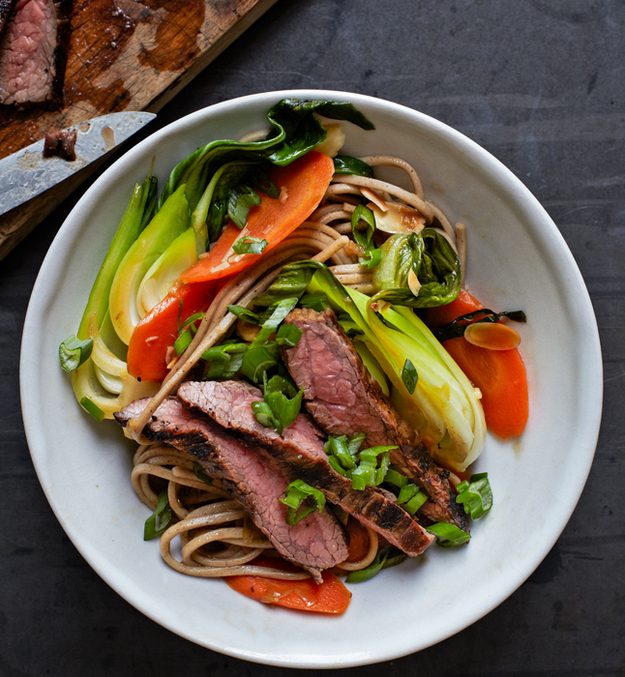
(0, 111, 156, 217)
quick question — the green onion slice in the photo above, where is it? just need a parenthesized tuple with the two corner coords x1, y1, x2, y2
(59, 335, 93, 372)
(279, 479, 326, 526)
(262, 373, 304, 431)
(427, 522, 471, 547)
(275, 323, 303, 348)
(456, 472, 493, 519)
(79, 396, 105, 422)
(144, 491, 173, 540)
(250, 297, 299, 348)
(250, 400, 283, 433)
(174, 329, 193, 356)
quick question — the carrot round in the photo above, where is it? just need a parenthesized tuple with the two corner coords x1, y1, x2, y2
(421, 289, 529, 439)
(126, 279, 219, 382)
(180, 151, 335, 283)
(226, 558, 351, 614)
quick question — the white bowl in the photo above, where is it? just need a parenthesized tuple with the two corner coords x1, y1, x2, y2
(20, 90, 603, 667)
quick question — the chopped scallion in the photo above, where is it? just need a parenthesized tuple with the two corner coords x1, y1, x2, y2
(456, 472, 493, 519)
(279, 479, 326, 526)
(275, 323, 303, 348)
(59, 335, 93, 372)
(427, 522, 471, 547)
(79, 396, 105, 422)
(143, 491, 173, 540)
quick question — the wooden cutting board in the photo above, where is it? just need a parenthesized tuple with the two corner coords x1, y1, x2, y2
(0, 0, 278, 261)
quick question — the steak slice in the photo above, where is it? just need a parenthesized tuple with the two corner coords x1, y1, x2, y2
(282, 307, 468, 530)
(0, 0, 72, 107)
(177, 380, 435, 557)
(0, 0, 16, 41)
(115, 397, 349, 582)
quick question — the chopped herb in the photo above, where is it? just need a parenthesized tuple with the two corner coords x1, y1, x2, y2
(144, 491, 173, 540)
(401, 358, 418, 394)
(232, 235, 268, 255)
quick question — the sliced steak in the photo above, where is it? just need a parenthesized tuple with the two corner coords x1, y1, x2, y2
(282, 307, 468, 530)
(115, 397, 348, 582)
(0, 0, 72, 107)
(0, 0, 17, 41)
(177, 380, 435, 556)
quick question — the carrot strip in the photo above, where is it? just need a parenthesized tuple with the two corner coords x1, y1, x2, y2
(126, 279, 219, 382)
(180, 151, 335, 283)
(226, 557, 351, 614)
(443, 337, 528, 439)
(421, 289, 529, 439)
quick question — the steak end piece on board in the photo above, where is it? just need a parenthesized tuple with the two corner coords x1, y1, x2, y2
(0, 0, 17, 41)
(0, 0, 73, 107)
(115, 397, 349, 582)
(282, 307, 468, 531)
(177, 379, 435, 557)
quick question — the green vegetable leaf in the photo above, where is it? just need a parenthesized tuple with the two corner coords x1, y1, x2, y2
(228, 184, 262, 229)
(144, 491, 173, 540)
(333, 155, 374, 177)
(373, 229, 462, 308)
(266, 99, 375, 166)
(346, 550, 388, 583)
(351, 204, 376, 252)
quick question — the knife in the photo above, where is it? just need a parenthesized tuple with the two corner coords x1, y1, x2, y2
(0, 111, 156, 217)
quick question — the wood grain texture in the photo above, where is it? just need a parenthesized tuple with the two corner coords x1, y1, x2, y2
(0, 0, 278, 260)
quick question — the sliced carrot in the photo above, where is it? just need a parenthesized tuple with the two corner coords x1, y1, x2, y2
(421, 289, 529, 439)
(443, 337, 528, 439)
(180, 151, 335, 283)
(226, 556, 351, 614)
(344, 517, 371, 564)
(126, 279, 219, 382)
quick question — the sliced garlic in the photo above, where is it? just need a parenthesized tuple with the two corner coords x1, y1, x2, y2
(370, 202, 426, 234)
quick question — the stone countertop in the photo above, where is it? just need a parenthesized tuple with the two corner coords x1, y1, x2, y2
(1, 1, 622, 674)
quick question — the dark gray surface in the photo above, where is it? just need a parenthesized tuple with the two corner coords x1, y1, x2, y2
(1, 0, 623, 674)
